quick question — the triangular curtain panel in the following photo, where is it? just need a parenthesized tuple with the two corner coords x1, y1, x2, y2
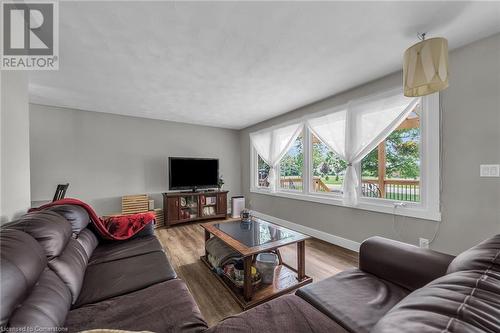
(250, 122, 303, 192)
(250, 88, 419, 205)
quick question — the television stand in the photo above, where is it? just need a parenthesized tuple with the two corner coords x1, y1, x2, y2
(162, 190, 228, 227)
(180, 188, 198, 193)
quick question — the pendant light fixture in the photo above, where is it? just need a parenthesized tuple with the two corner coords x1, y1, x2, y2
(403, 33, 449, 97)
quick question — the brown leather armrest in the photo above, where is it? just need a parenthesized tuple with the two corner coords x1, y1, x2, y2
(359, 236, 455, 291)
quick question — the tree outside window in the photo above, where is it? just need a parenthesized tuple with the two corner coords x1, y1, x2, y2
(361, 111, 421, 202)
(312, 134, 347, 194)
(257, 155, 270, 187)
(279, 134, 303, 191)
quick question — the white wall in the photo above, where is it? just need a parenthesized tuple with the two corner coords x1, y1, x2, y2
(29, 105, 242, 214)
(0, 71, 31, 223)
(240, 33, 500, 255)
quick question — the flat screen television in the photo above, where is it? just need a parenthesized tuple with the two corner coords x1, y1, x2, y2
(169, 157, 219, 191)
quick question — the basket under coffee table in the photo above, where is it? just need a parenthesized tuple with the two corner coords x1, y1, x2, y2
(200, 217, 312, 309)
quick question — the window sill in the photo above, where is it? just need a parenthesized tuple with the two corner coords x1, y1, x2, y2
(250, 187, 441, 221)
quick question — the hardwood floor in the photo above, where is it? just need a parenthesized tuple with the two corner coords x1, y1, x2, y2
(155, 221, 358, 326)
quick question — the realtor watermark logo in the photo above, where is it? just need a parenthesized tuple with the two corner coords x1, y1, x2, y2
(1, 0, 59, 70)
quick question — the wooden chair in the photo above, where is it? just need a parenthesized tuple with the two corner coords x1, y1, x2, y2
(53, 183, 69, 202)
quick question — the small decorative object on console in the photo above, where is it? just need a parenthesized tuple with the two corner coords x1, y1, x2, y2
(240, 208, 251, 222)
(218, 175, 224, 190)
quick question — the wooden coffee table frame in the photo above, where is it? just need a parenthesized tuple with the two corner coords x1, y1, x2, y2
(200, 218, 312, 309)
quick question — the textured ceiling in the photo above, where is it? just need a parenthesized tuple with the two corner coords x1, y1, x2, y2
(29, 1, 500, 129)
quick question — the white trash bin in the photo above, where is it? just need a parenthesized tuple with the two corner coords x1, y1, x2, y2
(255, 252, 278, 284)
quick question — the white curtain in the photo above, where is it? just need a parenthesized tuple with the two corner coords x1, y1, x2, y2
(308, 89, 419, 205)
(250, 123, 303, 192)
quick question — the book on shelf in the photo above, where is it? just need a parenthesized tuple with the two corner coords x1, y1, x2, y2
(205, 196, 217, 205)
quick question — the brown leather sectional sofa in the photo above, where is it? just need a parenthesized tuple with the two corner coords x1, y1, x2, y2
(0, 205, 207, 332)
(1, 204, 499, 333)
(208, 234, 500, 333)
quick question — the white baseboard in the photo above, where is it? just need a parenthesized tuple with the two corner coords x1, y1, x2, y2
(252, 211, 361, 252)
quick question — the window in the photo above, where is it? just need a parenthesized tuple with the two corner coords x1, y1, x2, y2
(250, 91, 440, 221)
(257, 155, 270, 188)
(361, 107, 421, 202)
(312, 134, 346, 194)
(279, 134, 304, 191)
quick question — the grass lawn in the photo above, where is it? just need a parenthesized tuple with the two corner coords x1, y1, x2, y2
(384, 192, 420, 202)
(320, 177, 343, 185)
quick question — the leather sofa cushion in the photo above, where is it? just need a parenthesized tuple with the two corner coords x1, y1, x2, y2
(0, 229, 47, 326)
(88, 235, 163, 265)
(296, 269, 410, 333)
(65, 279, 207, 333)
(46, 205, 90, 236)
(74, 251, 176, 307)
(76, 229, 99, 259)
(8, 268, 72, 329)
(206, 294, 349, 333)
(372, 268, 500, 333)
(360, 236, 454, 291)
(5, 211, 72, 259)
(48, 238, 89, 304)
(447, 234, 500, 274)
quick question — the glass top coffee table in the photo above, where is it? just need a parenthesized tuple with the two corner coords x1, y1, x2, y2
(200, 217, 312, 309)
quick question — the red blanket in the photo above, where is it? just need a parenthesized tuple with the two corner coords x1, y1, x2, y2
(28, 198, 155, 240)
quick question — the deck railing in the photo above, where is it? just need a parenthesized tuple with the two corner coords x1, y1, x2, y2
(362, 179, 420, 202)
(279, 176, 304, 190)
(266, 176, 420, 202)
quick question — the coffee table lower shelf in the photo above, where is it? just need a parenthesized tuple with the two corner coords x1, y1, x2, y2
(200, 255, 312, 309)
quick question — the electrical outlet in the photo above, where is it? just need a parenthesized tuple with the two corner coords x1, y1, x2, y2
(480, 164, 500, 177)
(419, 238, 429, 249)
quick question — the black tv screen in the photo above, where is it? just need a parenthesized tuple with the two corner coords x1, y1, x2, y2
(169, 157, 219, 190)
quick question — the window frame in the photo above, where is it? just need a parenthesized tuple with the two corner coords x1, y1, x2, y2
(250, 93, 440, 221)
